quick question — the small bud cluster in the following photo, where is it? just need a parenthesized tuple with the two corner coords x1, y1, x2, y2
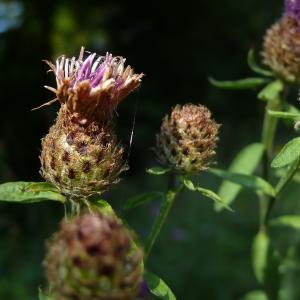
(45, 212, 143, 300)
(156, 104, 220, 173)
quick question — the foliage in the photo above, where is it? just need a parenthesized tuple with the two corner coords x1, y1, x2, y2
(2, 0, 300, 300)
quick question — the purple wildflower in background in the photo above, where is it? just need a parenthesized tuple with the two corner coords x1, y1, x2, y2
(285, 0, 300, 23)
(171, 227, 184, 242)
(150, 203, 160, 218)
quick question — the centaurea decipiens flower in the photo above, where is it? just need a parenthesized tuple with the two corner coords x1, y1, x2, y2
(40, 48, 143, 197)
(262, 0, 300, 82)
(45, 211, 144, 300)
(156, 104, 220, 173)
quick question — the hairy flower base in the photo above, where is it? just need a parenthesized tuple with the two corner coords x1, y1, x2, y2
(262, 16, 300, 83)
(45, 212, 143, 300)
(40, 106, 127, 197)
(156, 104, 219, 173)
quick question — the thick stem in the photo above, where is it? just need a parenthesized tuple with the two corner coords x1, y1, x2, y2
(145, 179, 183, 259)
(259, 82, 283, 230)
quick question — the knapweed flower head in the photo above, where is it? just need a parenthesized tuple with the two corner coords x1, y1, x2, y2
(40, 48, 143, 197)
(156, 104, 220, 173)
(262, 0, 300, 83)
(45, 211, 144, 300)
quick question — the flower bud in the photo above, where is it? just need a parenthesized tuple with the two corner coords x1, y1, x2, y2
(262, 1, 300, 83)
(156, 104, 220, 173)
(40, 48, 143, 197)
(45, 212, 144, 300)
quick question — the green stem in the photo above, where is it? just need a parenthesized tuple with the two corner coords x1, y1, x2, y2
(260, 81, 283, 229)
(145, 181, 183, 259)
(264, 157, 300, 224)
(275, 157, 300, 196)
(65, 197, 81, 218)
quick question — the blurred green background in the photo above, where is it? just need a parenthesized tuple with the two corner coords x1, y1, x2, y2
(2, 0, 300, 299)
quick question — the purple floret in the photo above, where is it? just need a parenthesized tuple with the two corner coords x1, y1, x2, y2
(285, 0, 300, 22)
(75, 52, 122, 88)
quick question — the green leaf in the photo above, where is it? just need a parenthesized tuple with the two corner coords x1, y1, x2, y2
(274, 168, 300, 183)
(183, 179, 233, 211)
(241, 290, 268, 300)
(216, 143, 264, 211)
(284, 103, 300, 115)
(39, 288, 53, 300)
(252, 230, 282, 299)
(271, 137, 300, 168)
(270, 215, 300, 230)
(210, 168, 276, 197)
(252, 231, 270, 284)
(0, 182, 66, 203)
(144, 270, 176, 300)
(124, 192, 163, 210)
(252, 231, 280, 299)
(209, 77, 269, 90)
(89, 198, 114, 216)
(247, 49, 274, 77)
(281, 103, 300, 127)
(26, 182, 61, 193)
(258, 80, 284, 102)
(267, 110, 300, 120)
(146, 167, 171, 175)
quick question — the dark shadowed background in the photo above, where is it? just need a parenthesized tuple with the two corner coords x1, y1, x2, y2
(2, 0, 300, 299)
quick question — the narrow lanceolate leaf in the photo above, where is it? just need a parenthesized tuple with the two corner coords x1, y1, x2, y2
(258, 80, 284, 102)
(241, 290, 268, 300)
(247, 49, 274, 77)
(209, 77, 269, 90)
(267, 110, 300, 120)
(0, 182, 66, 203)
(252, 230, 280, 299)
(210, 168, 276, 197)
(252, 231, 270, 284)
(183, 179, 233, 211)
(146, 167, 171, 175)
(271, 137, 300, 168)
(216, 143, 264, 211)
(144, 271, 176, 300)
(124, 192, 163, 210)
(252, 231, 280, 299)
(270, 215, 300, 230)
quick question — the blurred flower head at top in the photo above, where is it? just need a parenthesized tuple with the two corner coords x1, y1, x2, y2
(262, 0, 300, 83)
(285, 0, 300, 23)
